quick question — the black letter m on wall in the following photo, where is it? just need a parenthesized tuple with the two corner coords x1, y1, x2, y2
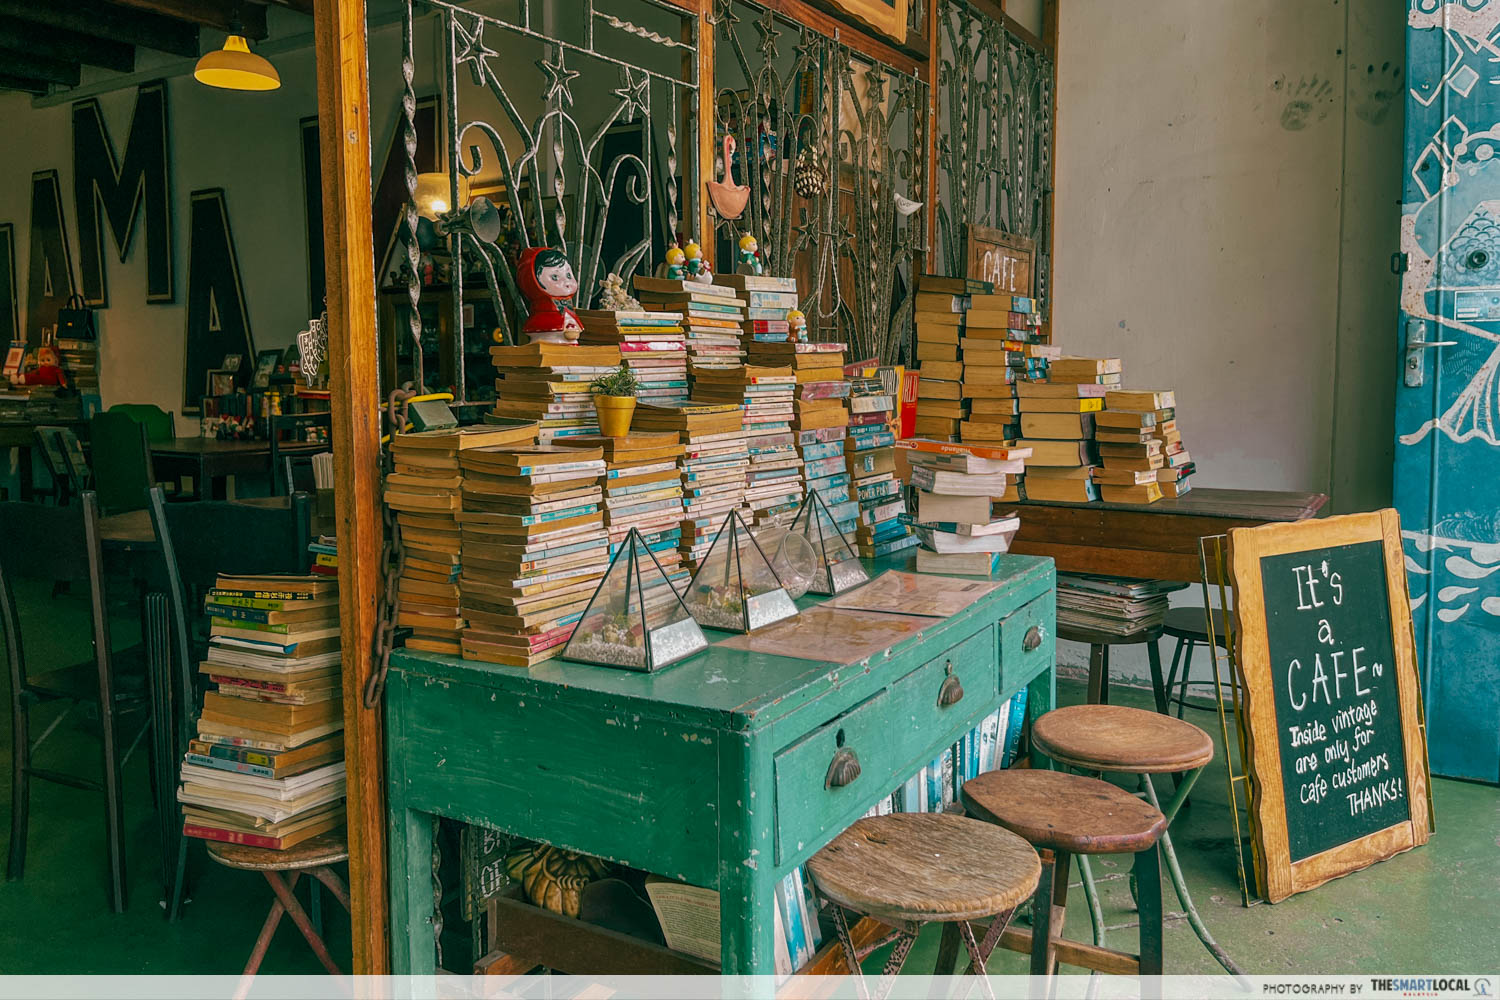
(72, 79, 173, 307)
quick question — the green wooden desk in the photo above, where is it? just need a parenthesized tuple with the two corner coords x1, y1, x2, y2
(385, 553, 1057, 975)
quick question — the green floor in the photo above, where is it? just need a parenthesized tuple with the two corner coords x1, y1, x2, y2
(1, 580, 1496, 975)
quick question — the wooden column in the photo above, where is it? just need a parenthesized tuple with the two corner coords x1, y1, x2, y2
(313, 0, 388, 974)
(696, 0, 716, 267)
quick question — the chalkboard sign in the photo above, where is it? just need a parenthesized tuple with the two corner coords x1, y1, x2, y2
(1229, 509, 1432, 903)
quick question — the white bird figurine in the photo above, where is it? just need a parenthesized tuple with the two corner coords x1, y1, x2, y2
(894, 192, 923, 217)
(707, 135, 751, 221)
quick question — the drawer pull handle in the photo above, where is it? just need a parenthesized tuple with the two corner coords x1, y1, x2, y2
(1023, 625, 1045, 652)
(937, 661, 964, 708)
(825, 748, 861, 789)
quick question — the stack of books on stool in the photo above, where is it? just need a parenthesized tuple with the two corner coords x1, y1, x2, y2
(1055, 574, 1176, 635)
(179, 573, 345, 850)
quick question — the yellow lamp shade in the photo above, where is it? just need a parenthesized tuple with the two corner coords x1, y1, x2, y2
(194, 35, 280, 92)
(413, 173, 471, 221)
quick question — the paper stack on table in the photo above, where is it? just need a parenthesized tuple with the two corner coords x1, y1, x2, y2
(1054, 573, 1176, 634)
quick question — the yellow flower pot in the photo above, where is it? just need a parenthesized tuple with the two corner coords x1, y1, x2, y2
(593, 394, 637, 438)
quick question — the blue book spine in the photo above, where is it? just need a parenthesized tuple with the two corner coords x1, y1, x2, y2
(1001, 689, 1029, 767)
(868, 535, 919, 557)
(801, 441, 843, 462)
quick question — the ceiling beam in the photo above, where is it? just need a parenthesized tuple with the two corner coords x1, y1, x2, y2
(0, 15, 134, 73)
(256, 0, 314, 14)
(0, 47, 80, 87)
(0, 71, 50, 95)
(0, 0, 200, 58)
(105, 0, 268, 40)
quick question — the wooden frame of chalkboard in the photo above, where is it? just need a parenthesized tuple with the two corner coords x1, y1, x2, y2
(1229, 509, 1432, 903)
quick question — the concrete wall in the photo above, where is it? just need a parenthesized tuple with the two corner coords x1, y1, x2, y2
(1050, 0, 1406, 683)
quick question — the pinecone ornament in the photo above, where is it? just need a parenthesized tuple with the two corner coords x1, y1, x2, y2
(503, 843, 610, 917)
(794, 145, 829, 199)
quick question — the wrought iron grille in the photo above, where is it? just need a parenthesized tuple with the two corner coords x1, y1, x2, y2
(710, 0, 929, 367)
(935, 0, 1053, 316)
(399, 0, 702, 400)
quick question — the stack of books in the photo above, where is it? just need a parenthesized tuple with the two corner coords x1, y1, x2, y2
(692, 365, 803, 524)
(561, 433, 689, 587)
(490, 342, 622, 445)
(912, 274, 989, 441)
(789, 349, 856, 531)
(631, 400, 748, 569)
(634, 276, 746, 372)
(713, 273, 800, 346)
(961, 291, 1055, 447)
(1092, 388, 1174, 503)
(1016, 357, 1119, 503)
(577, 309, 690, 407)
(846, 371, 913, 558)
(179, 574, 345, 851)
(55, 335, 100, 399)
(308, 535, 338, 577)
(901, 439, 1027, 575)
(385, 422, 539, 654)
(896, 690, 1029, 814)
(457, 444, 610, 667)
(1055, 573, 1176, 634)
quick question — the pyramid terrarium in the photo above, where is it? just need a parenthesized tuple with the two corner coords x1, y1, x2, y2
(789, 488, 869, 596)
(562, 528, 709, 672)
(684, 510, 800, 632)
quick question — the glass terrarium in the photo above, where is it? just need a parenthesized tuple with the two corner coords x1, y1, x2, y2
(752, 523, 818, 600)
(684, 510, 800, 632)
(789, 488, 870, 596)
(562, 528, 709, 672)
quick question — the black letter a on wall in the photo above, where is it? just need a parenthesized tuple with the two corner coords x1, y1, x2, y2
(183, 189, 253, 414)
(27, 170, 77, 346)
(73, 80, 173, 307)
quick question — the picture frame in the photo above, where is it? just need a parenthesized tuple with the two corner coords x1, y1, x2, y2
(207, 368, 236, 397)
(221, 353, 244, 373)
(251, 348, 283, 390)
(827, 0, 910, 43)
(3, 340, 25, 379)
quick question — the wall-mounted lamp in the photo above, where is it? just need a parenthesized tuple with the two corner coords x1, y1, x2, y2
(413, 173, 502, 250)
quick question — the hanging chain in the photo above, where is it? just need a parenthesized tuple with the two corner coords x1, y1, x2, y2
(363, 389, 416, 709)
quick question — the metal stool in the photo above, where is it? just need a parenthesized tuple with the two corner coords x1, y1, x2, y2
(1032, 704, 1243, 977)
(206, 832, 350, 994)
(807, 813, 1040, 1000)
(1161, 606, 1234, 717)
(1056, 623, 1164, 707)
(959, 768, 1167, 977)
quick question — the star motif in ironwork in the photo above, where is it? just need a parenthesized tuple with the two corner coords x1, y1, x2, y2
(865, 66, 889, 107)
(755, 10, 780, 64)
(455, 16, 497, 88)
(537, 48, 581, 108)
(613, 67, 650, 122)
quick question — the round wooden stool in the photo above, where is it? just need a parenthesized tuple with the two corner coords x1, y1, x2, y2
(1055, 623, 1164, 708)
(207, 832, 350, 991)
(807, 813, 1040, 1000)
(959, 769, 1166, 978)
(1161, 606, 1235, 716)
(1031, 705, 1243, 977)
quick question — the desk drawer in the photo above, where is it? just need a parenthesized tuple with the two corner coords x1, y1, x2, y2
(999, 594, 1054, 689)
(771, 626, 997, 863)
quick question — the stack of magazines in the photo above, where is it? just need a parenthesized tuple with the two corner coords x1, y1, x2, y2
(1055, 573, 1177, 634)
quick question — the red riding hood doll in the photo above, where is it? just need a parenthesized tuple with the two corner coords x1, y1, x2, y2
(518, 247, 583, 344)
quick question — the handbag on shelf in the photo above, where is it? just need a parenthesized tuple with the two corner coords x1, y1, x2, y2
(55, 294, 97, 342)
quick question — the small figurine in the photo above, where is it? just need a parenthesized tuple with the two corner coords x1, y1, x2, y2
(596, 272, 640, 311)
(518, 246, 583, 344)
(22, 345, 68, 387)
(736, 234, 763, 276)
(683, 240, 713, 284)
(786, 308, 808, 343)
(656, 243, 687, 281)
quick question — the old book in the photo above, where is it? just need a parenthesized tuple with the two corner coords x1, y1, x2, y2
(391, 422, 538, 451)
(1100, 482, 1164, 504)
(1022, 475, 1100, 503)
(1014, 381, 1109, 399)
(1048, 357, 1122, 379)
(915, 549, 1001, 576)
(919, 361, 964, 381)
(1016, 439, 1096, 466)
(911, 490, 992, 524)
(1104, 389, 1176, 411)
(1019, 413, 1096, 439)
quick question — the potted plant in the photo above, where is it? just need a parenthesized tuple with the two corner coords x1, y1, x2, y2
(590, 362, 639, 437)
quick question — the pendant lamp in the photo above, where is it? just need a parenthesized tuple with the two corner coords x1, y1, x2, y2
(195, 32, 280, 92)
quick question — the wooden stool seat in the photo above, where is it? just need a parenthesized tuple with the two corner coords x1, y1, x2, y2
(1033, 704, 1214, 774)
(1161, 607, 1228, 646)
(206, 832, 348, 872)
(960, 769, 1165, 856)
(1055, 623, 1163, 646)
(808, 813, 1040, 924)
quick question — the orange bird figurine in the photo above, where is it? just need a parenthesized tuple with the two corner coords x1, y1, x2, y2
(707, 134, 750, 221)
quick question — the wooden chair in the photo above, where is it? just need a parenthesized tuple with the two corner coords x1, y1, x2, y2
(1, 492, 154, 913)
(269, 412, 331, 497)
(147, 486, 315, 919)
(89, 410, 157, 515)
(1031, 704, 1243, 977)
(806, 813, 1040, 999)
(1057, 622, 1165, 707)
(109, 404, 182, 495)
(208, 832, 350, 993)
(958, 768, 1166, 978)
(1161, 606, 1235, 717)
(32, 425, 91, 505)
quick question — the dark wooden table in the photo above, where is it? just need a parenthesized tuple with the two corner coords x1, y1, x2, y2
(1, 419, 89, 501)
(1011, 487, 1329, 583)
(151, 437, 326, 500)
